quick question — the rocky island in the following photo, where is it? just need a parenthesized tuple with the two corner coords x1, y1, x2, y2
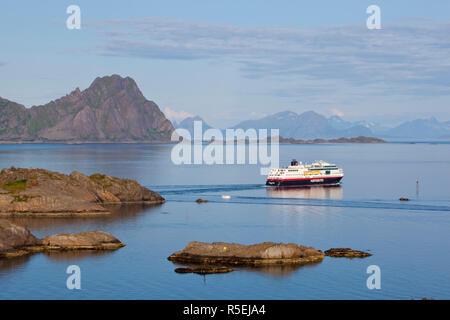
(0, 220, 124, 258)
(202, 135, 387, 144)
(169, 242, 373, 274)
(168, 241, 325, 267)
(324, 248, 372, 258)
(0, 167, 165, 216)
(0, 75, 174, 143)
(276, 136, 386, 144)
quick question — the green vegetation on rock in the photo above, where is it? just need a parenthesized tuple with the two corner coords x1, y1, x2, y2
(2, 179, 27, 193)
(90, 174, 106, 180)
(0, 75, 174, 142)
(26, 110, 57, 136)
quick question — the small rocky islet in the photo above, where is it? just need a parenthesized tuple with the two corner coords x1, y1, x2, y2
(324, 248, 372, 258)
(0, 219, 124, 258)
(168, 241, 372, 274)
(0, 167, 165, 216)
(168, 241, 326, 266)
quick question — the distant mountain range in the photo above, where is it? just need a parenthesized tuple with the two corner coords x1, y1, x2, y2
(233, 111, 372, 139)
(384, 117, 450, 138)
(1, 75, 448, 142)
(175, 111, 372, 139)
(0, 75, 174, 142)
(327, 115, 450, 138)
(176, 111, 450, 139)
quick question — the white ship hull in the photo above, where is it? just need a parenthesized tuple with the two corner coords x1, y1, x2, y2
(266, 160, 344, 187)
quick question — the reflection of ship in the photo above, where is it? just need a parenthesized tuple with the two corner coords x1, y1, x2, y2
(266, 160, 344, 187)
(267, 185, 343, 200)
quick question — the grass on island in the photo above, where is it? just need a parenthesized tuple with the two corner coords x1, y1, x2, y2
(90, 174, 115, 191)
(41, 171, 63, 180)
(2, 179, 27, 193)
(90, 173, 106, 181)
(102, 183, 113, 190)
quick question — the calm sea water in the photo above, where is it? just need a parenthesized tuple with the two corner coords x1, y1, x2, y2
(0, 142, 449, 300)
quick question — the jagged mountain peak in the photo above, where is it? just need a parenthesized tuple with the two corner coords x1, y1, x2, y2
(300, 110, 321, 117)
(0, 75, 174, 142)
(90, 74, 137, 90)
(273, 110, 298, 118)
(84, 74, 144, 103)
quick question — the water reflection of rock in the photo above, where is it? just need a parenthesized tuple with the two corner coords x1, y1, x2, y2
(170, 261, 322, 278)
(0, 254, 32, 275)
(4, 203, 161, 232)
(266, 186, 343, 200)
(237, 261, 322, 278)
(43, 250, 115, 262)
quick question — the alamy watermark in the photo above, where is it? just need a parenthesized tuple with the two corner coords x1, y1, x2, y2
(366, 5, 381, 30)
(366, 265, 381, 290)
(170, 121, 279, 175)
(66, 5, 81, 30)
(66, 265, 81, 290)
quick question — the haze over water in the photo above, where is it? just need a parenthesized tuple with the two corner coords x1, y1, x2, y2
(0, 142, 449, 299)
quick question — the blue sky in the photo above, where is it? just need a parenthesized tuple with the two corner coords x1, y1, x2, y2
(1, 0, 449, 127)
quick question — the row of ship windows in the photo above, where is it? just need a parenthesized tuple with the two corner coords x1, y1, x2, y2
(287, 170, 336, 173)
(286, 170, 333, 174)
(288, 168, 337, 172)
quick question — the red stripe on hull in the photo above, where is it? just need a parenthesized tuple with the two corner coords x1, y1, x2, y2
(268, 182, 341, 188)
(266, 176, 343, 187)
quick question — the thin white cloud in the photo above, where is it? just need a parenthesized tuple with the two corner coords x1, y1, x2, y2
(93, 17, 450, 98)
(395, 17, 433, 22)
(331, 108, 344, 117)
(164, 107, 194, 121)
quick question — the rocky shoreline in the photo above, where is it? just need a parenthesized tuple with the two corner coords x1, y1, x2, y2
(0, 167, 165, 217)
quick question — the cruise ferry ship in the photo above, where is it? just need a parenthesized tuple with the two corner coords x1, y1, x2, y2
(266, 160, 344, 187)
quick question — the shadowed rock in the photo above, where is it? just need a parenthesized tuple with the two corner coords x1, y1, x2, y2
(0, 220, 42, 258)
(0, 219, 125, 258)
(174, 266, 234, 274)
(168, 241, 324, 266)
(324, 248, 372, 258)
(0, 167, 165, 216)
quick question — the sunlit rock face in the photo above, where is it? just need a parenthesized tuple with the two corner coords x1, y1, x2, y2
(0, 75, 174, 142)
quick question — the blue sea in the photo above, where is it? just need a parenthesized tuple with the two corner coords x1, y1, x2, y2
(0, 142, 449, 299)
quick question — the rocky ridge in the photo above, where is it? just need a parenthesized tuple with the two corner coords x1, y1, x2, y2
(0, 167, 165, 216)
